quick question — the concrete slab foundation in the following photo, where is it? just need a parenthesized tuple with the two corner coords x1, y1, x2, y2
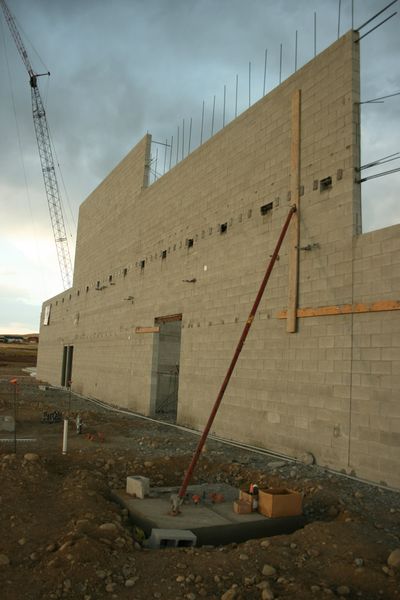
(112, 483, 306, 547)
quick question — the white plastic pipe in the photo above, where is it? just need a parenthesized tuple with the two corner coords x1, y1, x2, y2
(62, 418, 68, 455)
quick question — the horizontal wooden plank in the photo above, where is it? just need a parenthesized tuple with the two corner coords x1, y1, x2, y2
(135, 326, 160, 334)
(277, 300, 400, 319)
(155, 313, 182, 324)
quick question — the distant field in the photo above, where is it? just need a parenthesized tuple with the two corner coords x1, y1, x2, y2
(0, 343, 37, 366)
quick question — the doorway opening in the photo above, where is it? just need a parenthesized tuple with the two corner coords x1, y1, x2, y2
(61, 345, 74, 387)
(151, 314, 182, 422)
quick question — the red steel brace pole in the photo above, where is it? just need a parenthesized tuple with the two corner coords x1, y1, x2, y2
(178, 205, 297, 499)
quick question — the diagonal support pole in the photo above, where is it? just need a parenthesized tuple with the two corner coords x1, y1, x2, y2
(177, 205, 297, 502)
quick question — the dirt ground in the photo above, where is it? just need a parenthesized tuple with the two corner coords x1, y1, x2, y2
(0, 343, 399, 600)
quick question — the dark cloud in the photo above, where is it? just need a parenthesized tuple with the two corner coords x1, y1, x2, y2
(0, 0, 399, 330)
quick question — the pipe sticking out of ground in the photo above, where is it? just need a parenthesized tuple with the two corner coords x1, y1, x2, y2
(62, 419, 68, 455)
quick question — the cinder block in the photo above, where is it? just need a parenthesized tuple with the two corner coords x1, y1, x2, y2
(126, 476, 150, 499)
(145, 528, 197, 549)
(0, 416, 15, 432)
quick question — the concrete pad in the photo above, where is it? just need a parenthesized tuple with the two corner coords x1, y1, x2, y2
(112, 483, 306, 546)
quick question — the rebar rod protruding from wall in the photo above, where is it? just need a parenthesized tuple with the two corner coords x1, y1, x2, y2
(188, 118, 192, 154)
(248, 61, 251, 107)
(177, 205, 297, 502)
(211, 95, 216, 136)
(314, 12, 317, 57)
(223, 84, 226, 127)
(263, 49, 268, 95)
(200, 100, 205, 145)
(235, 74, 238, 117)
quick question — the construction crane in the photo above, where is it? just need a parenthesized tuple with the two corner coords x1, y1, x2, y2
(1, 0, 73, 289)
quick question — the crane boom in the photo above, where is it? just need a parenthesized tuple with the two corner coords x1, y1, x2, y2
(1, 0, 73, 289)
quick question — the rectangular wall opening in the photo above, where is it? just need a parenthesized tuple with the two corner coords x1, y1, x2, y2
(61, 345, 74, 387)
(150, 314, 182, 423)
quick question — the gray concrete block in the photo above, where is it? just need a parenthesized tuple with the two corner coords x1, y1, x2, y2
(0, 416, 15, 432)
(126, 476, 150, 499)
(145, 528, 197, 549)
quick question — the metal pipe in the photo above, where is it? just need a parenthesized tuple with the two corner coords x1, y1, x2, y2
(314, 12, 317, 57)
(356, 11, 397, 41)
(182, 119, 185, 160)
(163, 138, 167, 174)
(62, 418, 68, 455)
(177, 205, 297, 500)
(200, 100, 205, 145)
(357, 166, 400, 182)
(211, 95, 215, 136)
(169, 135, 173, 169)
(223, 84, 226, 127)
(248, 61, 251, 107)
(263, 49, 267, 95)
(235, 74, 238, 117)
(188, 118, 192, 154)
(359, 90, 400, 104)
(356, 0, 397, 31)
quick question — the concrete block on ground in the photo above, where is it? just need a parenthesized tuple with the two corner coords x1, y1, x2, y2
(126, 475, 150, 499)
(0, 416, 15, 432)
(145, 528, 197, 549)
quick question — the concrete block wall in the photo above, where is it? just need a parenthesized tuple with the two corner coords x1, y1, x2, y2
(37, 31, 400, 488)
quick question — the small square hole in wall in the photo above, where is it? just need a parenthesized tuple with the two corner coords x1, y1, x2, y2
(108, 274, 113, 283)
(260, 202, 273, 215)
(86, 286, 89, 293)
(123, 268, 128, 277)
(186, 238, 194, 248)
(320, 176, 332, 191)
(77, 290, 80, 297)
(219, 222, 228, 234)
(56, 300, 58, 306)
(313, 180, 319, 191)
(140, 260, 145, 270)
(161, 250, 167, 259)
(69, 294, 72, 300)
(62, 298, 64, 303)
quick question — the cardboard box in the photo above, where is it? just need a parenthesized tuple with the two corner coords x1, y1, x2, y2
(239, 488, 259, 512)
(239, 489, 253, 505)
(258, 488, 303, 518)
(233, 500, 253, 514)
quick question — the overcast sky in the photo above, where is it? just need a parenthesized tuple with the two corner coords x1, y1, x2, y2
(0, 0, 399, 333)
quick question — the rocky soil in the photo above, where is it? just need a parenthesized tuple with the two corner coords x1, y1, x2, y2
(0, 344, 399, 600)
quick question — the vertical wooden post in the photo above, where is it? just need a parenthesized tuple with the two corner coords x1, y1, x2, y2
(287, 89, 301, 333)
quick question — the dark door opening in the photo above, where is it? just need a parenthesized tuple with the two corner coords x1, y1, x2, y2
(61, 345, 74, 387)
(152, 315, 182, 422)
